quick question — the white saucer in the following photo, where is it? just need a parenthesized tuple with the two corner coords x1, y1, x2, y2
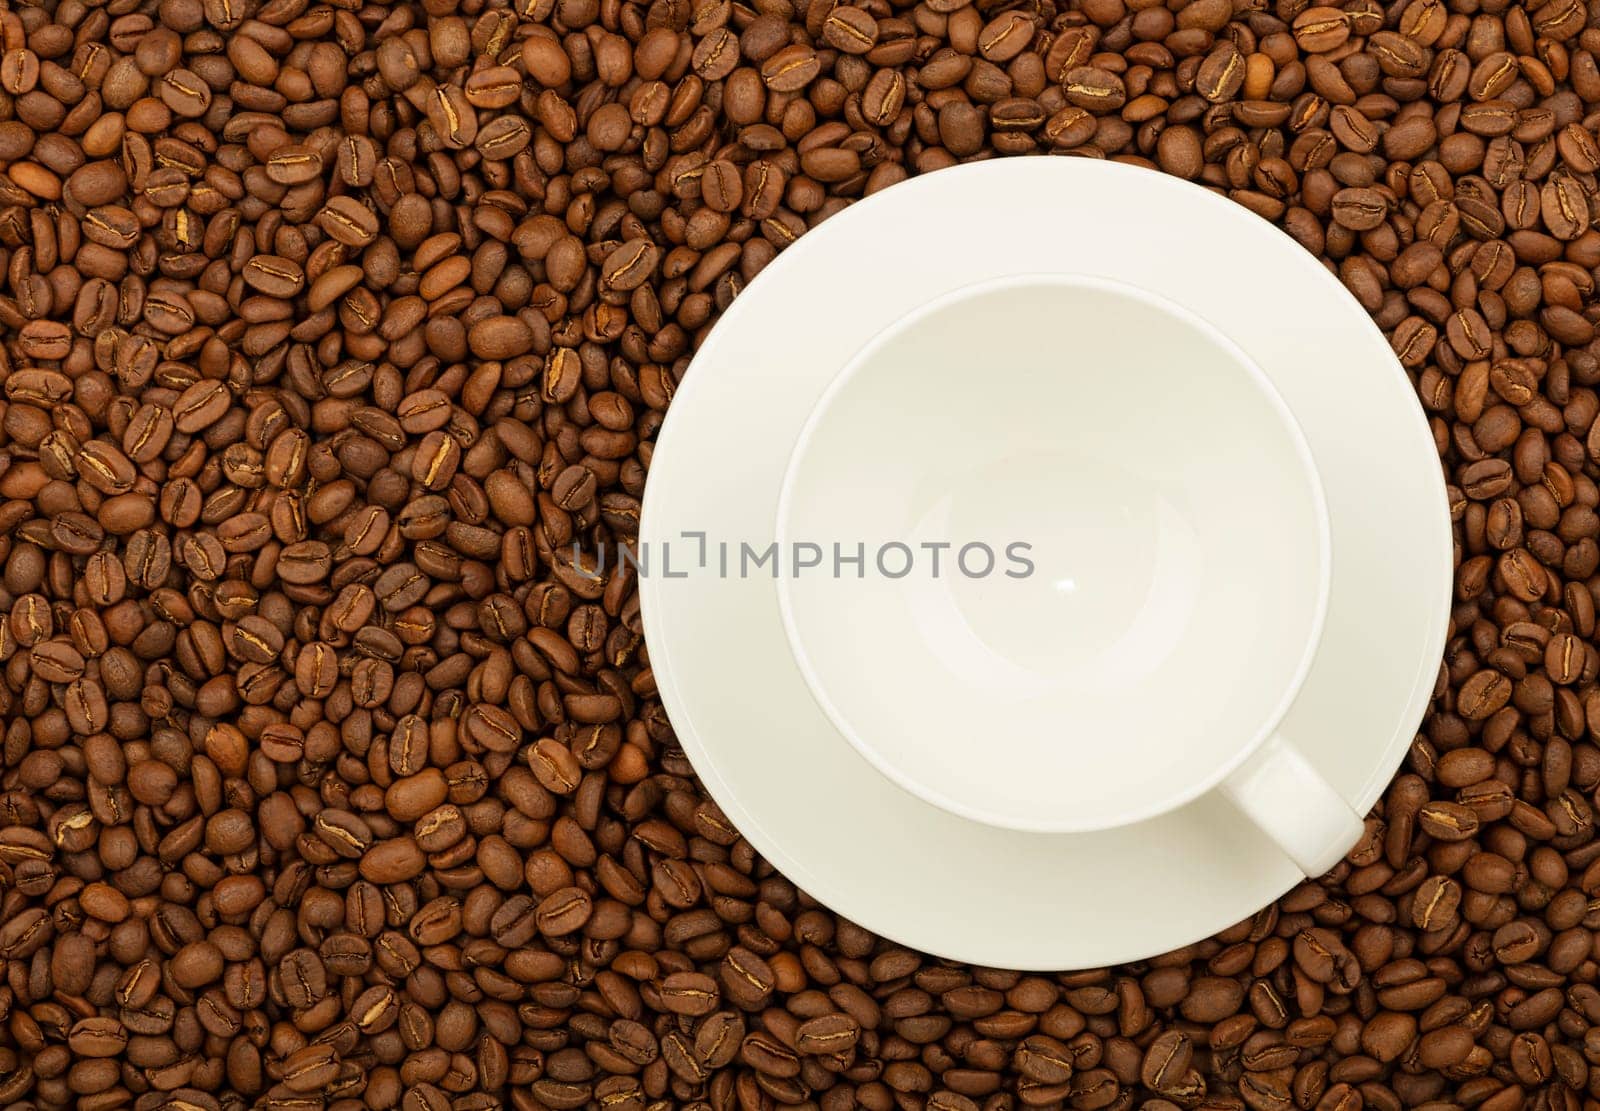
(639, 158, 1452, 970)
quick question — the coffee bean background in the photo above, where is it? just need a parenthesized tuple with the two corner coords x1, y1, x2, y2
(1, 0, 1599, 1105)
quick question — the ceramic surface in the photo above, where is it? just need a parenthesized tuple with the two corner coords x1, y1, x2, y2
(638, 158, 1453, 970)
(776, 273, 1332, 836)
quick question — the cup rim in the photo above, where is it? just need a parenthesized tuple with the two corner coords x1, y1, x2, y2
(773, 270, 1336, 834)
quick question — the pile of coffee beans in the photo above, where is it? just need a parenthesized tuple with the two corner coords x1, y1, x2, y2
(3, 0, 1600, 1104)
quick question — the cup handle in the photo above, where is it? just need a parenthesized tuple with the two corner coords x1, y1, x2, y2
(1220, 734, 1365, 877)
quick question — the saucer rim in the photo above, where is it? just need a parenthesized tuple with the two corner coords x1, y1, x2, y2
(639, 157, 1453, 969)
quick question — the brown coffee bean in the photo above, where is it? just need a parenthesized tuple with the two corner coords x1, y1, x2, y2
(695, 1011, 744, 1067)
(601, 240, 660, 292)
(469, 315, 534, 359)
(360, 836, 425, 883)
(1331, 187, 1390, 230)
(1361, 1012, 1417, 1063)
(1458, 670, 1513, 719)
(1292, 7, 1350, 51)
(278, 950, 329, 1008)
(1412, 876, 1462, 929)
(67, 1017, 129, 1058)
(761, 45, 821, 91)
(862, 70, 906, 127)
(692, 29, 740, 81)
(1139, 1030, 1191, 1090)
(318, 196, 380, 245)
(978, 11, 1034, 62)
(661, 971, 721, 1016)
(243, 254, 305, 297)
(823, 7, 879, 54)
(1418, 800, 1479, 839)
(741, 1030, 800, 1075)
(536, 886, 593, 936)
(172, 380, 231, 434)
(282, 1044, 339, 1092)
(795, 1012, 860, 1055)
(1063, 67, 1127, 112)
(721, 946, 776, 1009)
(1196, 45, 1246, 101)
(267, 145, 324, 185)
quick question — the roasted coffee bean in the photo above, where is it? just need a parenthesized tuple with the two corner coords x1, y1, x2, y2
(1196, 45, 1246, 102)
(1063, 67, 1127, 112)
(1016, 1034, 1076, 1084)
(1140, 1030, 1192, 1090)
(536, 887, 593, 936)
(1418, 800, 1480, 840)
(282, 1044, 340, 1092)
(661, 971, 721, 1016)
(66, 1017, 128, 1058)
(721, 946, 777, 1009)
(695, 1011, 744, 1067)
(795, 1012, 860, 1055)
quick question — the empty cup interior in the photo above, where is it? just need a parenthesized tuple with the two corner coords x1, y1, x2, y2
(777, 274, 1330, 832)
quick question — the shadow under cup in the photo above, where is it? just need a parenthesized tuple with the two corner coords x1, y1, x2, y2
(777, 274, 1332, 834)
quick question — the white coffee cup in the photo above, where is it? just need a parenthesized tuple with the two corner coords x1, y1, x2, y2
(775, 273, 1364, 877)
